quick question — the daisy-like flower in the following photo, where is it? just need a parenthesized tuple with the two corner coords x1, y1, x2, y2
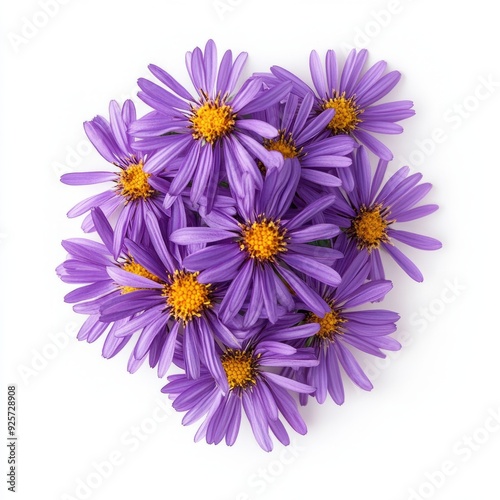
(289, 251, 400, 405)
(327, 146, 441, 282)
(56, 207, 163, 367)
(162, 315, 319, 451)
(130, 39, 292, 209)
(100, 207, 239, 382)
(170, 163, 343, 327)
(267, 48, 415, 161)
(253, 92, 357, 190)
(61, 99, 170, 258)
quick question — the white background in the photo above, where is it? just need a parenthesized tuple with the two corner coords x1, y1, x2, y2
(1, 1, 499, 499)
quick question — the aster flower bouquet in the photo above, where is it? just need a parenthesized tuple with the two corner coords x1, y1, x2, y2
(57, 40, 440, 451)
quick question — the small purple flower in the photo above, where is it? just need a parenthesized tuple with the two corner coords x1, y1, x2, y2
(162, 315, 319, 451)
(61, 100, 169, 258)
(253, 93, 357, 190)
(327, 146, 442, 282)
(170, 163, 343, 327)
(267, 48, 415, 161)
(288, 251, 400, 405)
(131, 39, 291, 209)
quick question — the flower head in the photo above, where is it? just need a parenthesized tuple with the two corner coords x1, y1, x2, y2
(131, 40, 292, 210)
(327, 146, 441, 282)
(288, 251, 400, 405)
(61, 100, 169, 258)
(171, 163, 344, 327)
(267, 48, 415, 162)
(100, 202, 239, 382)
(162, 315, 319, 451)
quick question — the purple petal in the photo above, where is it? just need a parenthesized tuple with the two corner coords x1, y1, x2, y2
(263, 372, 315, 394)
(334, 342, 373, 390)
(389, 230, 442, 250)
(170, 227, 234, 245)
(278, 266, 329, 317)
(396, 204, 439, 222)
(220, 260, 253, 323)
(67, 190, 115, 218)
(353, 129, 393, 161)
(281, 254, 341, 286)
(326, 349, 345, 404)
(382, 243, 423, 282)
(309, 50, 327, 96)
(61, 171, 116, 185)
(285, 195, 336, 230)
(291, 223, 339, 243)
(148, 64, 195, 101)
(106, 266, 163, 290)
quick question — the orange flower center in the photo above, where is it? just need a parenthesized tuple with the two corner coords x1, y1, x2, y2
(323, 92, 362, 134)
(221, 349, 258, 390)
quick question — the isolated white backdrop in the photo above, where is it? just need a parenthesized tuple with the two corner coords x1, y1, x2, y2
(1, 1, 499, 499)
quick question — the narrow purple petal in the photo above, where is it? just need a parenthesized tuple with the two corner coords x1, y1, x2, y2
(67, 190, 115, 218)
(220, 260, 253, 323)
(389, 230, 442, 250)
(353, 129, 393, 160)
(278, 266, 329, 317)
(291, 224, 339, 243)
(281, 254, 341, 286)
(263, 372, 315, 394)
(286, 195, 336, 230)
(148, 64, 194, 101)
(382, 243, 423, 282)
(396, 204, 439, 222)
(61, 171, 117, 185)
(106, 266, 164, 290)
(170, 227, 234, 245)
(334, 342, 373, 390)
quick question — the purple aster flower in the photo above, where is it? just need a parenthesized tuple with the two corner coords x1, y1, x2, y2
(287, 251, 400, 405)
(162, 315, 319, 451)
(266, 48, 415, 161)
(99, 205, 240, 383)
(56, 207, 163, 368)
(61, 99, 170, 258)
(326, 146, 441, 282)
(170, 163, 343, 327)
(130, 39, 292, 209)
(252, 92, 357, 190)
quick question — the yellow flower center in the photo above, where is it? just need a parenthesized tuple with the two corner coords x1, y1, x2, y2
(308, 304, 346, 342)
(348, 204, 391, 250)
(323, 92, 362, 134)
(190, 98, 236, 144)
(163, 270, 212, 323)
(264, 131, 301, 159)
(239, 217, 287, 262)
(118, 162, 155, 202)
(221, 349, 258, 390)
(120, 258, 162, 294)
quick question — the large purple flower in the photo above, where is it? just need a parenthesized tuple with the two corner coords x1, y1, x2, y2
(99, 206, 239, 383)
(326, 146, 441, 282)
(287, 251, 400, 405)
(170, 163, 343, 327)
(130, 39, 292, 209)
(266, 48, 415, 161)
(61, 100, 169, 258)
(162, 315, 319, 451)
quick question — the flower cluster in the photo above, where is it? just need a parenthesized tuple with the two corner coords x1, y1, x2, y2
(57, 40, 441, 451)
